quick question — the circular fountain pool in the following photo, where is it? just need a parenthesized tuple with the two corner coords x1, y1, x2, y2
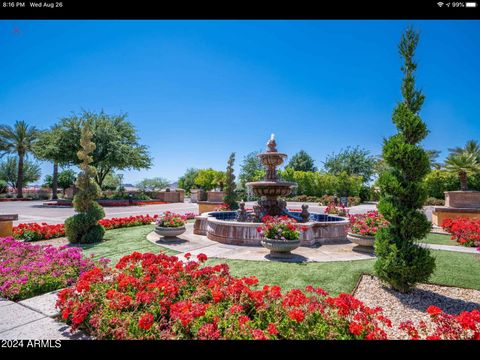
(193, 135, 350, 247)
(193, 211, 350, 246)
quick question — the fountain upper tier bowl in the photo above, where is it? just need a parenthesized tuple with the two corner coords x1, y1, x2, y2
(257, 152, 287, 167)
(246, 181, 296, 197)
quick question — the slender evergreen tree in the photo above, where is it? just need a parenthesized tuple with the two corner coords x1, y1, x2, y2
(64, 123, 105, 244)
(374, 27, 435, 293)
(223, 152, 238, 209)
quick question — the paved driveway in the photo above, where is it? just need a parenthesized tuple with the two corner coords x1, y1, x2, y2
(1, 200, 383, 226)
(1, 201, 199, 225)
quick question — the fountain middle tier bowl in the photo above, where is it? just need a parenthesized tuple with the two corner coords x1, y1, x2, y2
(246, 181, 296, 197)
(257, 152, 287, 167)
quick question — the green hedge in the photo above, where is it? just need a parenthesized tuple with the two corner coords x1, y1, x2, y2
(279, 169, 363, 198)
(423, 170, 480, 199)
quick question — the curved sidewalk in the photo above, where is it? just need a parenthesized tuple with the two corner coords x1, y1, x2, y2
(147, 224, 376, 263)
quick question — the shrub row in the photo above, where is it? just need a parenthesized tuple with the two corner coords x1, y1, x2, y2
(289, 194, 361, 206)
(279, 169, 363, 198)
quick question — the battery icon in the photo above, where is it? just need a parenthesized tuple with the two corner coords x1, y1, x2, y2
(466, 2, 477, 6)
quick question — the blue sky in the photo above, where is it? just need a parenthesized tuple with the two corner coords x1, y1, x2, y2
(0, 20, 479, 185)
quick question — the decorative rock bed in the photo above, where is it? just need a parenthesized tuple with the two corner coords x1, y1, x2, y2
(353, 274, 480, 339)
(193, 211, 349, 246)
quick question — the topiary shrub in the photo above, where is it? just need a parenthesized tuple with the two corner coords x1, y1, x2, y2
(82, 224, 105, 244)
(223, 153, 239, 210)
(374, 27, 435, 293)
(64, 123, 105, 244)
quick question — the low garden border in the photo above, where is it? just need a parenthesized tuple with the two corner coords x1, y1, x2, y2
(44, 199, 169, 207)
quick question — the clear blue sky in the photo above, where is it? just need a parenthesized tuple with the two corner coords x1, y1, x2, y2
(0, 20, 479, 185)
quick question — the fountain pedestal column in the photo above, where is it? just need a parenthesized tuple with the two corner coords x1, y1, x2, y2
(246, 135, 295, 220)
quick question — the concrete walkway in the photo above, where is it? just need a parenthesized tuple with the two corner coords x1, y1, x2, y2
(0, 291, 88, 340)
(420, 243, 480, 254)
(147, 223, 376, 263)
(147, 223, 479, 263)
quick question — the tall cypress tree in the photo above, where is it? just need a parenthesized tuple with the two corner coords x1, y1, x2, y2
(65, 122, 105, 244)
(223, 152, 238, 210)
(374, 27, 435, 293)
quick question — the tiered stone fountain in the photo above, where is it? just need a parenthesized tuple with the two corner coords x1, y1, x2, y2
(246, 134, 296, 220)
(193, 135, 350, 246)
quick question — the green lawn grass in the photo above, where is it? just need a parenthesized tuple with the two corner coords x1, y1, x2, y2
(209, 249, 480, 295)
(78, 225, 480, 296)
(206, 257, 374, 296)
(79, 225, 177, 265)
(419, 232, 458, 246)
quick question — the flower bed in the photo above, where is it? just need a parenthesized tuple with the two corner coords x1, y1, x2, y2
(99, 215, 159, 230)
(257, 215, 306, 240)
(13, 215, 159, 241)
(325, 203, 349, 217)
(44, 200, 169, 207)
(0, 237, 108, 301)
(442, 217, 480, 247)
(13, 223, 65, 242)
(56, 251, 480, 340)
(400, 306, 480, 340)
(349, 211, 389, 236)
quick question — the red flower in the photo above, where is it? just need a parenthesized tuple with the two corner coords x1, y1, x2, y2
(238, 315, 250, 326)
(184, 253, 191, 259)
(197, 323, 221, 339)
(427, 305, 443, 316)
(251, 329, 267, 340)
(349, 322, 364, 336)
(197, 253, 208, 262)
(138, 313, 155, 330)
(229, 304, 243, 314)
(288, 309, 305, 323)
(267, 323, 279, 335)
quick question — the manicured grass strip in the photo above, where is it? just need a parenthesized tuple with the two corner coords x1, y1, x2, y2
(420, 233, 458, 246)
(79, 225, 178, 265)
(207, 258, 375, 296)
(208, 249, 480, 296)
(429, 250, 480, 290)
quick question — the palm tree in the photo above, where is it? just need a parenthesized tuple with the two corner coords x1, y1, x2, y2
(448, 140, 480, 162)
(444, 151, 480, 191)
(425, 149, 442, 170)
(0, 121, 40, 198)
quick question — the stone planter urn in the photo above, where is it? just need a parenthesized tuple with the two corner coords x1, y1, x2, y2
(261, 238, 301, 259)
(347, 232, 375, 248)
(154, 226, 186, 239)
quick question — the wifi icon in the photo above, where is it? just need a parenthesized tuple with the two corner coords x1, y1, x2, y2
(437, 1, 444, 6)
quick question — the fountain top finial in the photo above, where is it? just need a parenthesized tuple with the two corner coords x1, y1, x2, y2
(266, 133, 277, 152)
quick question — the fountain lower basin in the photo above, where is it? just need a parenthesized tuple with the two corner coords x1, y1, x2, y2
(193, 211, 350, 246)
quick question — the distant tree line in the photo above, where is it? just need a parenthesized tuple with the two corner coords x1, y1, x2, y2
(0, 110, 153, 199)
